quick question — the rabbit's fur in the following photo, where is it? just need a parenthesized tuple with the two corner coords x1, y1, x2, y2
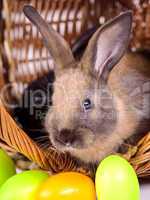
(24, 6, 150, 163)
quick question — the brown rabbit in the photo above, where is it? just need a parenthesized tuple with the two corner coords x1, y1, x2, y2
(23, 6, 150, 164)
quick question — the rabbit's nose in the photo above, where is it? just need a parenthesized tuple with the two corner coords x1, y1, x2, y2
(59, 129, 74, 146)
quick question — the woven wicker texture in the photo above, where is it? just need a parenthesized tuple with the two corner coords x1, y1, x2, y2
(0, 99, 90, 174)
(0, 0, 150, 178)
(1, 0, 101, 100)
(124, 133, 150, 178)
(0, 0, 150, 100)
(0, 99, 150, 177)
(0, 0, 150, 98)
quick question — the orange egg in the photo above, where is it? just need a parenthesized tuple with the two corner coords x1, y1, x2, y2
(35, 172, 96, 200)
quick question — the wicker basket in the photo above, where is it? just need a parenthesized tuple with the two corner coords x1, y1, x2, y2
(0, 0, 101, 100)
(0, 0, 150, 178)
(0, 98, 150, 178)
(0, 0, 150, 100)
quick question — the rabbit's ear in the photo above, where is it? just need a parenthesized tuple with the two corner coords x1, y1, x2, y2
(81, 11, 132, 83)
(23, 5, 75, 72)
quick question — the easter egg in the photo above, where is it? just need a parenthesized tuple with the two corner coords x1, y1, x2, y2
(95, 155, 140, 200)
(35, 172, 96, 200)
(0, 149, 16, 187)
(0, 170, 49, 200)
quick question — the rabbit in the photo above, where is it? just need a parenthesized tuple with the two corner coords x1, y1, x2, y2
(23, 5, 150, 164)
(72, 25, 99, 60)
(13, 25, 97, 140)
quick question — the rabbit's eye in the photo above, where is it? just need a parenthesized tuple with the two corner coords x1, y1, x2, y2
(83, 98, 92, 111)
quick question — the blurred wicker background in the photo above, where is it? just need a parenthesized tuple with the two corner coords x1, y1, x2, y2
(0, 0, 101, 101)
(0, 0, 149, 102)
(0, 0, 150, 177)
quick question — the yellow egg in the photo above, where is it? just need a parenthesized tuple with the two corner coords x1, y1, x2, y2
(35, 172, 96, 200)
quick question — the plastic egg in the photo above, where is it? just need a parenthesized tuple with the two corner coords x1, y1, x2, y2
(0, 170, 49, 200)
(35, 172, 96, 200)
(95, 155, 140, 200)
(0, 149, 16, 187)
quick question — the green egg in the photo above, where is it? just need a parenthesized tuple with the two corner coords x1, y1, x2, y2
(0, 149, 16, 187)
(0, 170, 49, 200)
(95, 155, 140, 200)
